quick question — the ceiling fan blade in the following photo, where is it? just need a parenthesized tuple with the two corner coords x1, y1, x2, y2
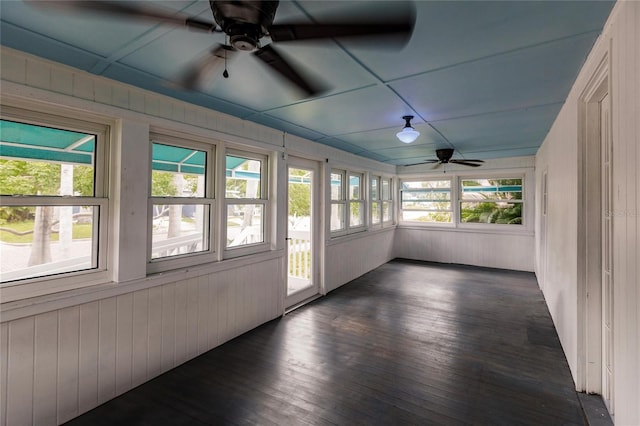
(175, 44, 236, 91)
(269, 21, 413, 45)
(253, 44, 325, 97)
(402, 160, 439, 167)
(450, 160, 484, 167)
(27, 1, 217, 32)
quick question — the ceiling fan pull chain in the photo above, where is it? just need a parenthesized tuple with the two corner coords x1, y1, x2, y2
(223, 35, 230, 78)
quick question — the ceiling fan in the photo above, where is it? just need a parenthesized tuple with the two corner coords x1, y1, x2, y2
(31, 1, 415, 97)
(404, 149, 485, 168)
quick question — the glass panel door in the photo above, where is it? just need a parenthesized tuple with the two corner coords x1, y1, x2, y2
(286, 158, 320, 308)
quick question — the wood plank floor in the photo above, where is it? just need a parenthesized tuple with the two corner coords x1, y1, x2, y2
(65, 260, 586, 425)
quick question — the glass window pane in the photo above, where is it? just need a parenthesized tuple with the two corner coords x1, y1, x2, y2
(226, 156, 262, 198)
(350, 201, 364, 227)
(382, 178, 391, 200)
(0, 205, 98, 282)
(402, 201, 452, 211)
(371, 177, 379, 200)
(402, 190, 450, 202)
(151, 171, 205, 198)
(372, 201, 381, 224)
(150, 204, 209, 259)
(382, 201, 391, 222)
(330, 204, 345, 231)
(331, 172, 343, 201)
(226, 204, 264, 247)
(0, 120, 97, 197)
(461, 178, 522, 201)
(460, 201, 522, 224)
(1, 160, 95, 197)
(402, 210, 452, 223)
(349, 174, 361, 200)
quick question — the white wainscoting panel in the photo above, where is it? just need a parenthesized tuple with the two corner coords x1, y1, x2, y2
(394, 228, 535, 272)
(325, 229, 396, 293)
(0, 259, 282, 425)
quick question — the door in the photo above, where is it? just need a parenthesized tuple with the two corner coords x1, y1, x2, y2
(600, 92, 614, 415)
(285, 157, 320, 309)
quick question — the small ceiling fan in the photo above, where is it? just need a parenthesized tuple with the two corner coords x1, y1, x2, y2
(31, 1, 415, 97)
(404, 149, 484, 168)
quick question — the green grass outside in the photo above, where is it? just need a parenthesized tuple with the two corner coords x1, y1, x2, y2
(0, 221, 93, 243)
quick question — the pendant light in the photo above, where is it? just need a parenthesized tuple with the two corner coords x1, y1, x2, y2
(396, 115, 420, 143)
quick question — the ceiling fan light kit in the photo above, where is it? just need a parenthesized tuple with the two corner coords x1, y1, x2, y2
(396, 115, 420, 143)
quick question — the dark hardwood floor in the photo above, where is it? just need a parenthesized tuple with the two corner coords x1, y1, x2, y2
(66, 259, 587, 425)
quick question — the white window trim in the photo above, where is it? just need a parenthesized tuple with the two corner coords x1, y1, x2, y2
(0, 106, 111, 302)
(223, 148, 270, 258)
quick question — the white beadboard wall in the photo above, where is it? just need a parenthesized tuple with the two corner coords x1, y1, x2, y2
(325, 228, 396, 293)
(535, 1, 639, 424)
(1, 259, 282, 425)
(394, 228, 534, 272)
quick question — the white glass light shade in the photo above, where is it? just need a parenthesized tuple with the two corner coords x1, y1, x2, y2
(396, 126, 420, 143)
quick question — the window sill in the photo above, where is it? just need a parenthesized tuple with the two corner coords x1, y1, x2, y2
(327, 225, 396, 246)
(397, 223, 533, 237)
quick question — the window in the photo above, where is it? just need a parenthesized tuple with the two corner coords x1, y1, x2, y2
(225, 150, 269, 255)
(330, 168, 366, 236)
(400, 179, 452, 223)
(371, 175, 393, 226)
(459, 178, 523, 225)
(148, 135, 214, 271)
(370, 175, 381, 226)
(0, 109, 109, 297)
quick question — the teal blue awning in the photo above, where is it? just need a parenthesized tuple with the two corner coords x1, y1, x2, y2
(1, 119, 95, 165)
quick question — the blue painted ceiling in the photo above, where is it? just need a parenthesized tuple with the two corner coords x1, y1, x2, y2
(0, 1, 615, 165)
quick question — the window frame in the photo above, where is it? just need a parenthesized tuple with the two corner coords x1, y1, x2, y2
(223, 148, 270, 258)
(399, 177, 454, 225)
(330, 167, 367, 237)
(147, 133, 216, 274)
(0, 106, 111, 302)
(458, 175, 525, 228)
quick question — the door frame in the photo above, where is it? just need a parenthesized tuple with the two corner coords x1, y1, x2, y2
(577, 51, 610, 397)
(284, 155, 323, 310)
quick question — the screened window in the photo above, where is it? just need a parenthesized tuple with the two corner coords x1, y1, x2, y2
(460, 178, 523, 225)
(225, 151, 268, 253)
(0, 112, 108, 291)
(149, 137, 214, 268)
(400, 179, 452, 223)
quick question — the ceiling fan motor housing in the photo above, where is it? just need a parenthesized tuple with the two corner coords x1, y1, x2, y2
(436, 148, 455, 163)
(210, 1, 279, 51)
